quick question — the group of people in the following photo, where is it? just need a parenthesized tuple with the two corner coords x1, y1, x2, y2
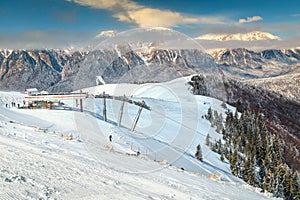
(5, 102, 20, 108)
(5, 102, 17, 108)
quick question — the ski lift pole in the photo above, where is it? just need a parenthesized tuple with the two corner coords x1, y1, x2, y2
(80, 90, 83, 112)
(103, 91, 107, 122)
(80, 99, 83, 112)
(131, 100, 145, 132)
(118, 95, 126, 127)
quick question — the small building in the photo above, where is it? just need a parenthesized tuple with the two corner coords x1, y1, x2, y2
(25, 88, 39, 96)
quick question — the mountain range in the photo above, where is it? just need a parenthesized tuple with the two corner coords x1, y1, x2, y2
(0, 46, 299, 104)
(1, 47, 299, 95)
(196, 31, 281, 41)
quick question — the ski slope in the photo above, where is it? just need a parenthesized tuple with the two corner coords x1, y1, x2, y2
(0, 78, 278, 199)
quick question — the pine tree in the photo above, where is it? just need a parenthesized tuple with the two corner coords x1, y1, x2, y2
(275, 164, 288, 198)
(283, 166, 295, 199)
(220, 152, 225, 162)
(258, 161, 266, 188)
(230, 148, 239, 176)
(205, 133, 210, 146)
(290, 171, 300, 200)
(239, 130, 246, 153)
(195, 144, 203, 161)
(233, 109, 239, 126)
(246, 160, 257, 186)
(272, 134, 282, 168)
(244, 141, 252, 158)
(205, 107, 213, 123)
(217, 139, 222, 154)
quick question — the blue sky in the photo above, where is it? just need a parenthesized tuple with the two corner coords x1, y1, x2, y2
(0, 0, 299, 49)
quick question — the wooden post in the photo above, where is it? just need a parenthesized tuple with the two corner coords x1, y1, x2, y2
(80, 99, 83, 112)
(118, 95, 126, 126)
(131, 101, 145, 132)
(103, 91, 107, 122)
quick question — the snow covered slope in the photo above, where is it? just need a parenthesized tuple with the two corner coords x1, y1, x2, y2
(196, 31, 280, 41)
(0, 78, 277, 199)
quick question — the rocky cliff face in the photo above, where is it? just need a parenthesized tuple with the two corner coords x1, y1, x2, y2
(0, 49, 86, 91)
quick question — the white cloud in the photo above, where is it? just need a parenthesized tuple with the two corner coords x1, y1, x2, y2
(113, 8, 199, 27)
(239, 16, 263, 24)
(66, 0, 224, 27)
(66, 0, 141, 10)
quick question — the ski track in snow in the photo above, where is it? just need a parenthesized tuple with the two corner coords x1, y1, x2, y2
(0, 78, 278, 199)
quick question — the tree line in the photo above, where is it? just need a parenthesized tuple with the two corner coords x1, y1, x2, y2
(204, 107, 300, 199)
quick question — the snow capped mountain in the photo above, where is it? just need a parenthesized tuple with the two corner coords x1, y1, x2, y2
(96, 30, 118, 38)
(196, 31, 280, 41)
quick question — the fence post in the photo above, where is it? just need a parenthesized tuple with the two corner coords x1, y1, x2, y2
(118, 95, 126, 126)
(103, 91, 107, 122)
(131, 101, 145, 132)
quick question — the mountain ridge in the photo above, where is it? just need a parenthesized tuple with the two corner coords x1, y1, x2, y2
(1, 47, 300, 90)
(196, 31, 280, 41)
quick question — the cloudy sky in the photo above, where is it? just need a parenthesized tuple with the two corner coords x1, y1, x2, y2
(0, 0, 299, 49)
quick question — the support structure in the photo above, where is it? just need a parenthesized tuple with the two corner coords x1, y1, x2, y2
(118, 95, 126, 127)
(131, 101, 145, 132)
(79, 90, 83, 112)
(103, 91, 107, 122)
(80, 99, 83, 112)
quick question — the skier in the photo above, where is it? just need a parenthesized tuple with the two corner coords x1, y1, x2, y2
(109, 135, 112, 142)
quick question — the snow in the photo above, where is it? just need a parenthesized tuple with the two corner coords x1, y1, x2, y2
(0, 77, 278, 199)
(2, 49, 13, 58)
(196, 31, 280, 41)
(96, 76, 106, 85)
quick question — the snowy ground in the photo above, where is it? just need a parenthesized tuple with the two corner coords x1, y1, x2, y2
(0, 78, 279, 199)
